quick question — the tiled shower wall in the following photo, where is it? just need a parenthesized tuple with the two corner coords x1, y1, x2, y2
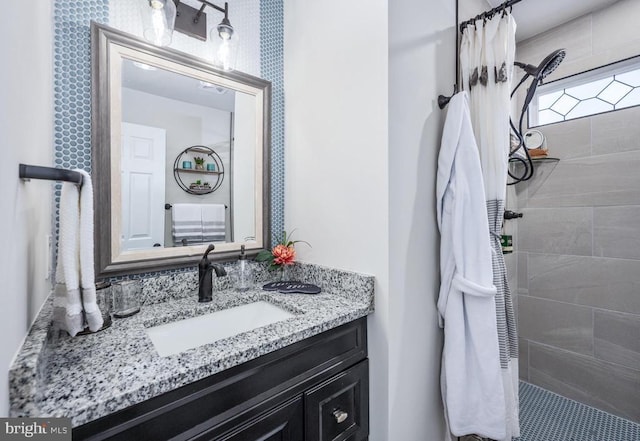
(513, 0, 640, 423)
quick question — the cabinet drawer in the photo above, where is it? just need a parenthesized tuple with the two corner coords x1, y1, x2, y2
(304, 360, 369, 441)
(192, 397, 304, 441)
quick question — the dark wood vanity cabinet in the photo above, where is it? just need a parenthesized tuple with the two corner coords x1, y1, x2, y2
(74, 318, 369, 441)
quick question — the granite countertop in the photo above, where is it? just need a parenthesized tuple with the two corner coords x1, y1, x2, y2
(9, 262, 374, 427)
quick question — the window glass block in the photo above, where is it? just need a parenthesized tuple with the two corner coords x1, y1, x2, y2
(616, 87, 640, 109)
(550, 93, 579, 116)
(598, 80, 632, 105)
(566, 98, 613, 120)
(565, 77, 612, 100)
(615, 68, 640, 87)
(535, 57, 640, 126)
(538, 90, 563, 110)
(538, 109, 564, 125)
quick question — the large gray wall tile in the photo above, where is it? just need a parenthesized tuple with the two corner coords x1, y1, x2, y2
(592, 106, 640, 156)
(514, 159, 561, 200)
(527, 151, 640, 208)
(515, 0, 640, 424)
(518, 208, 592, 255)
(592, 0, 640, 57)
(517, 252, 528, 291)
(539, 117, 591, 160)
(594, 206, 640, 260)
(594, 310, 640, 371)
(528, 253, 640, 315)
(516, 15, 592, 84)
(529, 343, 640, 423)
(518, 296, 593, 356)
(519, 338, 529, 381)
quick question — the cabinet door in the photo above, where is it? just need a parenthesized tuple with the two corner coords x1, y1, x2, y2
(191, 397, 304, 441)
(305, 360, 369, 441)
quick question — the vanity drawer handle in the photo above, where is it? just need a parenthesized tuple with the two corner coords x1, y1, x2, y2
(333, 409, 348, 424)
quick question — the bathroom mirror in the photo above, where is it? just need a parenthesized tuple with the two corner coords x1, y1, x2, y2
(91, 22, 271, 277)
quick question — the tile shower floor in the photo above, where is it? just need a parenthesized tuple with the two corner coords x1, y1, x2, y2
(516, 382, 640, 441)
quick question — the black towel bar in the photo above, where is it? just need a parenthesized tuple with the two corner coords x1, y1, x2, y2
(19, 164, 83, 187)
(165, 203, 228, 210)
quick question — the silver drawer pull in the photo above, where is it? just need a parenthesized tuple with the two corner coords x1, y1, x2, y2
(333, 409, 348, 424)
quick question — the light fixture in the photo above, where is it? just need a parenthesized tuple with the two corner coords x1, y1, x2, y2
(140, 0, 177, 47)
(173, 1, 234, 40)
(141, 0, 238, 70)
(176, 0, 237, 71)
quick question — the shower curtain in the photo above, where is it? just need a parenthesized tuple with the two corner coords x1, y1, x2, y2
(460, 12, 520, 441)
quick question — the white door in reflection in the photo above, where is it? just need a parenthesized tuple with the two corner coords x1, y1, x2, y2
(121, 122, 166, 251)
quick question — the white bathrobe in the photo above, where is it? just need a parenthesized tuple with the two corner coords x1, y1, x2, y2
(436, 92, 506, 440)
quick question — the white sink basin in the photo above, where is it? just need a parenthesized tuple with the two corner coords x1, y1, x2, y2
(146, 301, 295, 357)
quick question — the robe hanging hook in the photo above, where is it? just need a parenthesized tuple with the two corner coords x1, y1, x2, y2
(438, 84, 458, 110)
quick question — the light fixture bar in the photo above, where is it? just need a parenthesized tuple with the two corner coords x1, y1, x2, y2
(174, 1, 207, 41)
(174, 0, 230, 42)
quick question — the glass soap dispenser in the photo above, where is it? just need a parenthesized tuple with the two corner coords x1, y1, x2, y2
(233, 245, 254, 291)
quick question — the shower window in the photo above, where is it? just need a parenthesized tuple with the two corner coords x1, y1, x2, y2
(529, 56, 640, 127)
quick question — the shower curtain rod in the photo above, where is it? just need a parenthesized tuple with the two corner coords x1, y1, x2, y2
(438, 0, 523, 109)
(459, 0, 522, 32)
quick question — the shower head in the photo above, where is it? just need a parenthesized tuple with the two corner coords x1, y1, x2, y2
(539, 49, 566, 79)
(509, 49, 567, 184)
(513, 49, 568, 113)
(514, 49, 566, 82)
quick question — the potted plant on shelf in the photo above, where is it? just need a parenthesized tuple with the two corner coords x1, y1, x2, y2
(194, 157, 205, 170)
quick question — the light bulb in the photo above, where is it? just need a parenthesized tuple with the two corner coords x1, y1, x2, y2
(217, 40, 232, 71)
(211, 24, 238, 72)
(217, 23, 234, 40)
(141, 0, 176, 47)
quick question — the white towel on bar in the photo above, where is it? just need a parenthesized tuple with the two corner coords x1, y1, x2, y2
(53, 169, 103, 336)
(202, 204, 226, 242)
(172, 203, 204, 245)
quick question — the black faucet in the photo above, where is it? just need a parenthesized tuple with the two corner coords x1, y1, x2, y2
(198, 244, 228, 302)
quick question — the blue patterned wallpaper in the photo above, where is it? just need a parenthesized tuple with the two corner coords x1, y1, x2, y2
(52, 0, 284, 275)
(260, 0, 285, 243)
(53, 0, 109, 236)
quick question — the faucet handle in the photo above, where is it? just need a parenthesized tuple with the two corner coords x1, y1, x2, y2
(202, 244, 215, 260)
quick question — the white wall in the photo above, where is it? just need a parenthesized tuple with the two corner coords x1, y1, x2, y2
(285, 0, 490, 439)
(389, 1, 490, 439)
(388, 0, 452, 438)
(0, 2, 53, 416)
(283, 0, 390, 439)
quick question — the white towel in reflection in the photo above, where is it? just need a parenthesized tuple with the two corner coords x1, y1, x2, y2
(172, 203, 203, 245)
(53, 170, 103, 336)
(202, 204, 226, 242)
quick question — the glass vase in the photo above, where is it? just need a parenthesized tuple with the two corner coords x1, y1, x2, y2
(277, 264, 293, 282)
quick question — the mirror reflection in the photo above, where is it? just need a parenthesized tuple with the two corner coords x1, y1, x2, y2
(119, 58, 256, 251)
(91, 23, 270, 276)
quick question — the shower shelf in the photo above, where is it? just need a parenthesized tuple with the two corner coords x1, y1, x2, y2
(508, 157, 560, 195)
(510, 157, 559, 164)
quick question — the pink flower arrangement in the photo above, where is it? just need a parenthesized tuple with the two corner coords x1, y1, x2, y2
(272, 244, 296, 266)
(256, 230, 310, 269)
